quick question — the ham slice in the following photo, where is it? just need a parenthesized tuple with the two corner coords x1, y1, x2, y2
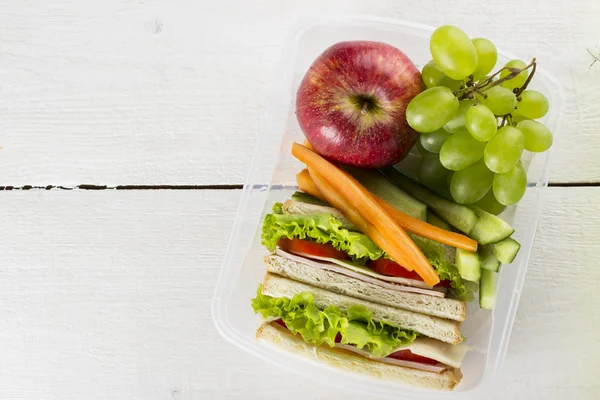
(275, 248, 445, 298)
(286, 249, 443, 291)
(334, 343, 448, 373)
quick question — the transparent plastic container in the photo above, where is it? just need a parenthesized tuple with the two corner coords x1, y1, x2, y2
(212, 15, 563, 398)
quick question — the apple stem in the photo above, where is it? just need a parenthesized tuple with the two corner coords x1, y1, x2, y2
(361, 102, 369, 115)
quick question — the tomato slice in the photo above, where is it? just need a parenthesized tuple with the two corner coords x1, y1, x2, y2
(369, 258, 452, 288)
(388, 349, 438, 365)
(436, 279, 452, 288)
(334, 333, 343, 343)
(277, 238, 349, 260)
(368, 258, 424, 281)
(274, 319, 287, 328)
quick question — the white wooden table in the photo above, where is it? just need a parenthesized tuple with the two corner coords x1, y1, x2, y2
(1, 1, 599, 399)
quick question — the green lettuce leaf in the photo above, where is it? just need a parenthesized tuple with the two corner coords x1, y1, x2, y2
(271, 202, 284, 215)
(252, 286, 416, 358)
(411, 235, 475, 302)
(261, 203, 384, 265)
(261, 202, 475, 301)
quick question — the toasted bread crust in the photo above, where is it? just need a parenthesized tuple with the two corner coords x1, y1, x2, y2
(256, 322, 461, 391)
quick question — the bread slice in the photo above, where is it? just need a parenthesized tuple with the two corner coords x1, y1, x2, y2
(282, 199, 356, 230)
(257, 321, 462, 391)
(261, 273, 463, 344)
(265, 254, 466, 321)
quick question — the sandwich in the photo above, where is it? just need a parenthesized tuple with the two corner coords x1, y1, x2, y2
(251, 143, 477, 391)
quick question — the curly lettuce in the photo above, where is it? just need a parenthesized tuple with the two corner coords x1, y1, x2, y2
(261, 203, 383, 265)
(261, 202, 475, 301)
(252, 286, 416, 358)
(410, 234, 475, 301)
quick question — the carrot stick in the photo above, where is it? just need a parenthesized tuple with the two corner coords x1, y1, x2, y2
(297, 168, 478, 252)
(378, 200, 478, 252)
(307, 168, 367, 232)
(308, 168, 413, 270)
(292, 143, 439, 285)
(296, 169, 325, 202)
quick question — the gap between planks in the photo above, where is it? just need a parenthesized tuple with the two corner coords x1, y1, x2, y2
(0, 184, 244, 191)
(0, 182, 598, 191)
(0, 183, 598, 191)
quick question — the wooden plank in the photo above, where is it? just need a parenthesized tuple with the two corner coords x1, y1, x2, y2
(0, 1, 599, 185)
(0, 188, 598, 399)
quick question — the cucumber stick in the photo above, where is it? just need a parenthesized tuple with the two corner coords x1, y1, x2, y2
(427, 212, 452, 231)
(380, 167, 478, 233)
(480, 247, 501, 272)
(479, 268, 496, 310)
(468, 206, 515, 244)
(484, 237, 521, 264)
(379, 167, 516, 247)
(456, 249, 481, 282)
(349, 168, 427, 221)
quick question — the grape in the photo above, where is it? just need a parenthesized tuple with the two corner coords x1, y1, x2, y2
(493, 162, 527, 205)
(407, 87, 459, 133)
(517, 120, 553, 152)
(439, 131, 486, 171)
(422, 60, 442, 88)
(418, 152, 451, 191)
(438, 78, 462, 92)
(465, 104, 497, 141)
(471, 38, 497, 80)
(480, 86, 517, 116)
(420, 129, 452, 153)
(484, 126, 524, 173)
(474, 189, 507, 215)
(415, 138, 427, 154)
(443, 100, 471, 133)
(516, 90, 549, 119)
(422, 60, 462, 91)
(450, 159, 494, 204)
(510, 108, 527, 124)
(499, 60, 529, 90)
(446, 170, 454, 187)
(430, 25, 478, 80)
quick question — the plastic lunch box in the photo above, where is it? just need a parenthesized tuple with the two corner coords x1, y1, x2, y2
(212, 15, 563, 399)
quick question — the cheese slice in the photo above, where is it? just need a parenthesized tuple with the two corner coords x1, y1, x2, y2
(395, 338, 470, 369)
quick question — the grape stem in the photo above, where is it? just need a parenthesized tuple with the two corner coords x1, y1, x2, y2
(514, 61, 536, 96)
(455, 58, 537, 99)
(499, 115, 507, 128)
(506, 113, 515, 126)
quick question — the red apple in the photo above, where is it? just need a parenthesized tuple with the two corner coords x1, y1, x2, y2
(296, 41, 423, 168)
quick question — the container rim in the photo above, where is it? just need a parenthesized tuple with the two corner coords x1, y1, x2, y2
(211, 13, 564, 398)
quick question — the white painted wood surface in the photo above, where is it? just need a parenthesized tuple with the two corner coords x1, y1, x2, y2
(0, 189, 599, 399)
(1, 1, 600, 399)
(0, 0, 599, 185)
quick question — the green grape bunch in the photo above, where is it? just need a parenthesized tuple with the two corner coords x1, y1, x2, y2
(407, 25, 554, 208)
